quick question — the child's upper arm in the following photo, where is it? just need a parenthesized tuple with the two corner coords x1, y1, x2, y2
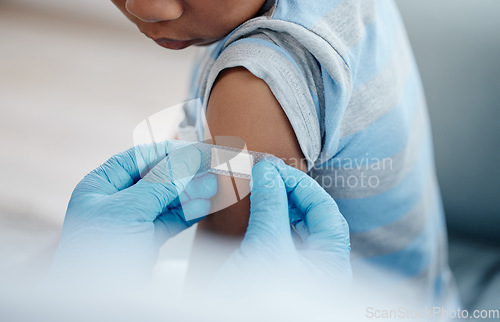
(197, 66, 307, 235)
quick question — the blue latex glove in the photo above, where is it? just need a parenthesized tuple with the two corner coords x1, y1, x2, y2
(48, 141, 217, 286)
(215, 159, 351, 292)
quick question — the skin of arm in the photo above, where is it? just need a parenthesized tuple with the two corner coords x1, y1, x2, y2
(198, 66, 307, 235)
(186, 67, 307, 289)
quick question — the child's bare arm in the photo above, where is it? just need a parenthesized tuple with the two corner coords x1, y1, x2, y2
(198, 66, 307, 236)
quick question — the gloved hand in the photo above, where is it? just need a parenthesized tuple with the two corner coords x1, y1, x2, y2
(48, 141, 217, 287)
(214, 159, 351, 293)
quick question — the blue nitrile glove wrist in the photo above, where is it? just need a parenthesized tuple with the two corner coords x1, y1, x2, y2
(214, 159, 351, 293)
(48, 141, 217, 287)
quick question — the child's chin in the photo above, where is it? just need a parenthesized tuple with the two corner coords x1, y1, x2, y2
(195, 39, 221, 47)
(155, 40, 195, 50)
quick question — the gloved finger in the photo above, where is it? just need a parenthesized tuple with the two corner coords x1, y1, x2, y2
(78, 141, 182, 196)
(133, 140, 192, 178)
(243, 160, 294, 250)
(272, 161, 350, 252)
(120, 145, 202, 220)
(179, 172, 218, 204)
(79, 148, 141, 196)
(180, 198, 212, 222)
(163, 171, 216, 210)
(153, 199, 210, 244)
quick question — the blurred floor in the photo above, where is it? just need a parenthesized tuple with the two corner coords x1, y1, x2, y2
(0, 3, 198, 284)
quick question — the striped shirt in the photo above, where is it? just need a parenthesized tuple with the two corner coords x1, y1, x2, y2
(181, 0, 457, 307)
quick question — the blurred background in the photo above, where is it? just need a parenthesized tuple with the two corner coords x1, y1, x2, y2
(0, 0, 498, 317)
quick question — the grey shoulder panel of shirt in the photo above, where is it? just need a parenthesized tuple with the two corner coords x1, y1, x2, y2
(202, 32, 323, 169)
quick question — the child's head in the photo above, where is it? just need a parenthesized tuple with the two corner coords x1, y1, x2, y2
(111, 0, 267, 49)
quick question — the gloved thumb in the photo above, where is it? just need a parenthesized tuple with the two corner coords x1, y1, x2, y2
(119, 145, 202, 221)
(243, 160, 294, 252)
(274, 162, 350, 254)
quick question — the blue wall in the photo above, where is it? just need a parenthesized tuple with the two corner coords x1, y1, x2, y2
(397, 0, 500, 242)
